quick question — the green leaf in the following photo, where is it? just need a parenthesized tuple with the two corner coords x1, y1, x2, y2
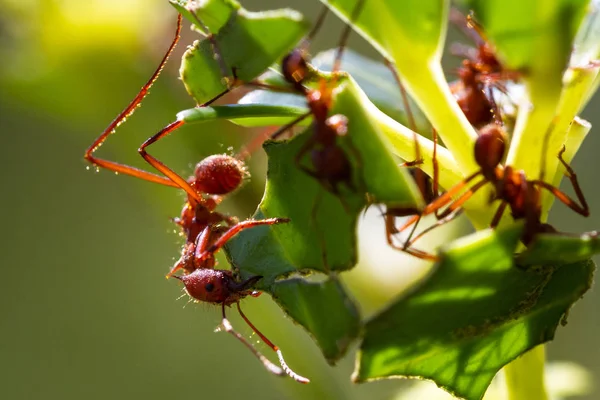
(224, 210, 361, 363)
(237, 86, 463, 192)
(517, 231, 600, 266)
(271, 277, 361, 363)
(174, 0, 309, 104)
(225, 76, 423, 361)
(321, 0, 479, 178)
(176, 103, 308, 127)
(311, 50, 432, 135)
(459, 0, 589, 182)
(459, 0, 587, 78)
(355, 223, 595, 400)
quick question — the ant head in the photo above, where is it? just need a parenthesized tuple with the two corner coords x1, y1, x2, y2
(174, 270, 263, 305)
(475, 123, 507, 172)
(282, 49, 309, 90)
(193, 154, 246, 195)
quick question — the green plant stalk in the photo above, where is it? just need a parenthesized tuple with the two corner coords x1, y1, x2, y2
(504, 345, 548, 400)
(361, 94, 461, 190)
(500, 119, 588, 400)
(546, 117, 591, 212)
(391, 57, 479, 177)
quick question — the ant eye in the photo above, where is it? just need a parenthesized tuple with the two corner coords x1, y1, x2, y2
(205, 283, 215, 292)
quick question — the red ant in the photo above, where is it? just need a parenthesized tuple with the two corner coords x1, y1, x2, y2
(402, 122, 589, 249)
(449, 10, 520, 128)
(265, 0, 367, 198)
(83, 13, 308, 383)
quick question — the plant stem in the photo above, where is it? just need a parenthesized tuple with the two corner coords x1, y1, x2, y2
(504, 345, 548, 400)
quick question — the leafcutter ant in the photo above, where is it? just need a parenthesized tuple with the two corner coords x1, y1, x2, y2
(449, 9, 520, 128)
(266, 0, 368, 200)
(83, 12, 307, 383)
(402, 121, 589, 249)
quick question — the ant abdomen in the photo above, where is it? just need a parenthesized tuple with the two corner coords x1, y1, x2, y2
(282, 49, 309, 90)
(475, 124, 506, 173)
(193, 154, 246, 195)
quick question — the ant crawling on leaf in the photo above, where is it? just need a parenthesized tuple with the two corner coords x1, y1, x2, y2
(449, 9, 520, 128)
(402, 120, 589, 249)
(265, 0, 368, 200)
(83, 12, 308, 383)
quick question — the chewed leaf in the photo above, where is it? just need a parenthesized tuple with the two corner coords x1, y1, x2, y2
(225, 75, 422, 362)
(355, 223, 595, 400)
(224, 211, 361, 363)
(272, 277, 361, 363)
(175, 0, 309, 104)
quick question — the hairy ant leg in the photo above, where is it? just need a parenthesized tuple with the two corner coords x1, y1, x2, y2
(84, 14, 183, 188)
(234, 303, 310, 383)
(220, 303, 286, 377)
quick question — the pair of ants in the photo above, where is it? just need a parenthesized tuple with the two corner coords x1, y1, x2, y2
(85, 0, 589, 384)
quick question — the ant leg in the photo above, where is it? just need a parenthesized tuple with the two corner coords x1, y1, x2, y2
(449, 8, 486, 47)
(137, 120, 206, 205)
(330, 0, 367, 77)
(400, 178, 488, 242)
(219, 303, 286, 378)
(421, 171, 482, 216)
(406, 209, 465, 247)
(384, 58, 427, 195)
(532, 145, 590, 217)
(490, 201, 508, 228)
(270, 112, 312, 140)
(83, 14, 182, 188)
(196, 218, 290, 261)
(235, 303, 310, 383)
(484, 84, 503, 127)
(236, 112, 311, 160)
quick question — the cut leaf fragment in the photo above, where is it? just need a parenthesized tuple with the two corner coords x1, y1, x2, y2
(272, 277, 361, 363)
(225, 76, 423, 362)
(355, 223, 595, 400)
(172, 0, 309, 104)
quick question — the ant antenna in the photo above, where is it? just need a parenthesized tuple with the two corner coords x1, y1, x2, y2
(235, 303, 310, 383)
(301, 4, 330, 50)
(465, 12, 489, 47)
(332, 0, 367, 76)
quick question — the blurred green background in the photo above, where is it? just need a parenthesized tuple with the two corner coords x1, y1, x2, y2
(1, 0, 599, 399)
